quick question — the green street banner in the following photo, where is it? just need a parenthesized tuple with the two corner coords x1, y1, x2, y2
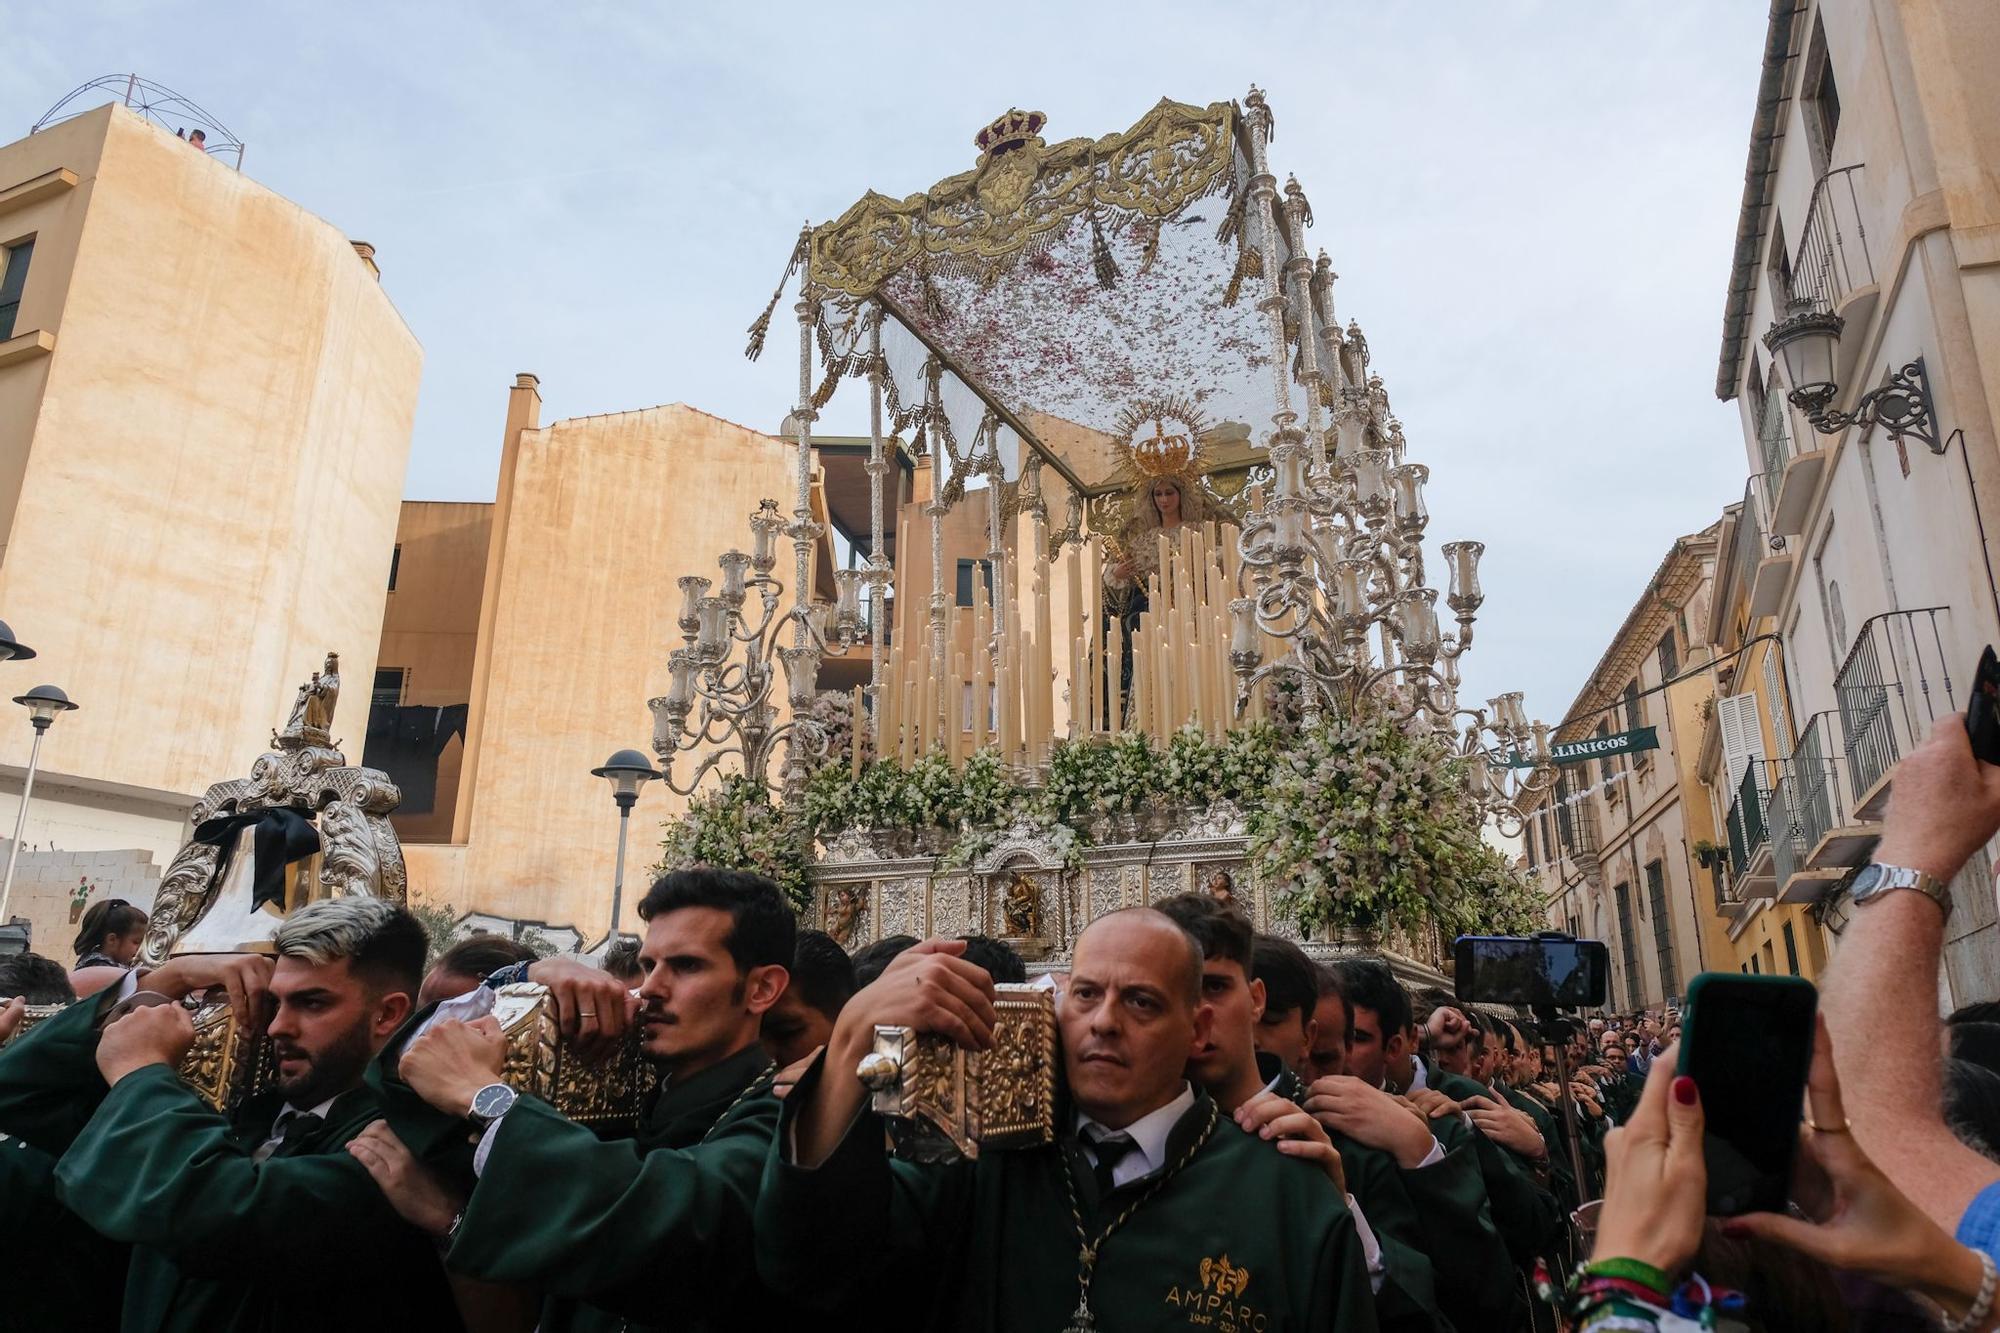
(1499, 726, 1659, 769)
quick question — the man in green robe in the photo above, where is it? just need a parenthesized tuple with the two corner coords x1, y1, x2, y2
(371, 868, 809, 1333)
(0, 898, 461, 1333)
(1307, 962, 1517, 1333)
(1334, 960, 1561, 1331)
(1153, 897, 1439, 1333)
(760, 907, 1380, 1332)
(0, 955, 124, 1333)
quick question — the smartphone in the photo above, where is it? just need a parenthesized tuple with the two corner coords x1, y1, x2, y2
(1454, 934, 1609, 1008)
(1677, 973, 1817, 1216)
(1967, 646, 2000, 765)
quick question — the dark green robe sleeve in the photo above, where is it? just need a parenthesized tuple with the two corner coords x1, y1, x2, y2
(51, 1065, 415, 1278)
(1399, 1140, 1516, 1331)
(1339, 1142, 1442, 1333)
(0, 996, 109, 1155)
(753, 1055, 971, 1315)
(1307, 1194, 1383, 1333)
(445, 1093, 773, 1318)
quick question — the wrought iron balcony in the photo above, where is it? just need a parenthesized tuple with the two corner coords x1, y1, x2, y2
(1726, 762, 1777, 897)
(1833, 607, 1955, 819)
(1786, 165, 1876, 318)
(1735, 479, 1793, 620)
(1789, 710, 1877, 873)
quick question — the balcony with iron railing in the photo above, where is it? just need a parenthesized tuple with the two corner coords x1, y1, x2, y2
(1779, 163, 1881, 412)
(1833, 607, 1956, 820)
(1787, 165, 1877, 319)
(1725, 761, 1777, 898)
(1790, 710, 1879, 875)
(1757, 373, 1823, 539)
(1768, 763, 1809, 901)
(1736, 479, 1794, 621)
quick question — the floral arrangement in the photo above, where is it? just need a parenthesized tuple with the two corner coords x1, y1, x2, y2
(1244, 709, 1540, 939)
(672, 693, 1536, 939)
(808, 690, 875, 770)
(657, 774, 814, 910)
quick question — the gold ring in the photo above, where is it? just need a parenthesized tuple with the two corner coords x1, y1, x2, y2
(579, 1010, 597, 1018)
(1804, 1114, 1851, 1133)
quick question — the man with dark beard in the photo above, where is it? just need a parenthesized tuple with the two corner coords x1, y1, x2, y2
(0, 897, 460, 1333)
(367, 868, 801, 1333)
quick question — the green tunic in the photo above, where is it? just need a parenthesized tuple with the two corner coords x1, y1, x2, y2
(1390, 1134, 1516, 1333)
(0, 998, 463, 1333)
(759, 1059, 1380, 1333)
(0, 1129, 125, 1333)
(1423, 1065, 1562, 1265)
(436, 1043, 803, 1333)
(1254, 1052, 1440, 1333)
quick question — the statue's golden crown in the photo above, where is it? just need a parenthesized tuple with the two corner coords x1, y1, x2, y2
(976, 108, 1047, 159)
(1132, 422, 1194, 478)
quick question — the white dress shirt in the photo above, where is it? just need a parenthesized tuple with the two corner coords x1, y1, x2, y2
(1073, 1082, 1196, 1189)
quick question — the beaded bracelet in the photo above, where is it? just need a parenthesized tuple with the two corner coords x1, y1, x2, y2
(1940, 1248, 1998, 1333)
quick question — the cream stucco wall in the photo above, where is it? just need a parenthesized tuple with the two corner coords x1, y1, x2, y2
(0, 105, 420, 938)
(403, 397, 796, 942)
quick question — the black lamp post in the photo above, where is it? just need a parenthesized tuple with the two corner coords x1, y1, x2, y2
(592, 748, 660, 946)
(1, 684, 77, 924)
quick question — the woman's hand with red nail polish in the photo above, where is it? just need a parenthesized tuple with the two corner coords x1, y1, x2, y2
(1590, 1042, 1708, 1276)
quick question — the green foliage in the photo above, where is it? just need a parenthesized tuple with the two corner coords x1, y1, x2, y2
(1245, 709, 1539, 940)
(408, 900, 464, 964)
(406, 901, 559, 964)
(657, 774, 814, 910)
(704, 702, 1537, 943)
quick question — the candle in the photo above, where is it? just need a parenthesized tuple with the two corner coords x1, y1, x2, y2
(851, 685, 864, 778)
(1065, 541, 1083, 737)
(951, 650, 966, 764)
(971, 564, 989, 751)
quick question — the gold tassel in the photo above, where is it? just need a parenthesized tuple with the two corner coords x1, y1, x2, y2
(744, 232, 810, 361)
(1090, 209, 1119, 289)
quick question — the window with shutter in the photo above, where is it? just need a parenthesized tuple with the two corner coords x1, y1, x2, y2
(1718, 693, 1765, 794)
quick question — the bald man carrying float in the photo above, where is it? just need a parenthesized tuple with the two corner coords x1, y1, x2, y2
(759, 907, 1378, 1332)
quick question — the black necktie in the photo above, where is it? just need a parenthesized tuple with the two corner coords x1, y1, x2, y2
(1087, 1130, 1138, 1197)
(272, 1110, 323, 1155)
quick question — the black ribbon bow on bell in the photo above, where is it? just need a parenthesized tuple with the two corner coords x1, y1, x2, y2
(191, 807, 321, 913)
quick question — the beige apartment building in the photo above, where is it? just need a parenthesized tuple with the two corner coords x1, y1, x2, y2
(1712, 0, 2000, 1001)
(1523, 525, 1738, 1009)
(0, 104, 419, 954)
(371, 382, 898, 944)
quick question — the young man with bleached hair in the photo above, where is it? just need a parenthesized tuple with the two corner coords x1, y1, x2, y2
(0, 896, 461, 1332)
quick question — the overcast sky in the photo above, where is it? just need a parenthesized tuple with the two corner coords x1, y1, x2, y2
(11, 2, 1769, 736)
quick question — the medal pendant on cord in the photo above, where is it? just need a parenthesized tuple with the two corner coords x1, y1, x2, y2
(1060, 1293, 1096, 1333)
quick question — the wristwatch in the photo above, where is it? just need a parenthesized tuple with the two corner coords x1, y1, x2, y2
(1850, 862, 1952, 919)
(464, 1082, 518, 1136)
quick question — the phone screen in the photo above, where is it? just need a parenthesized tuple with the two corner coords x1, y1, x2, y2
(1679, 974, 1817, 1216)
(1455, 936, 1609, 1008)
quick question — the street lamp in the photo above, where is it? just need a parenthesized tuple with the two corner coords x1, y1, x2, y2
(0, 621, 36, 663)
(1765, 298, 1947, 454)
(0, 685, 78, 926)
(592, 747, 659, 946)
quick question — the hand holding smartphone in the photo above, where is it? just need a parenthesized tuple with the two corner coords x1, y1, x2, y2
(1676, 973, 1818, 1216)
(1966, 645, 2000, 766)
